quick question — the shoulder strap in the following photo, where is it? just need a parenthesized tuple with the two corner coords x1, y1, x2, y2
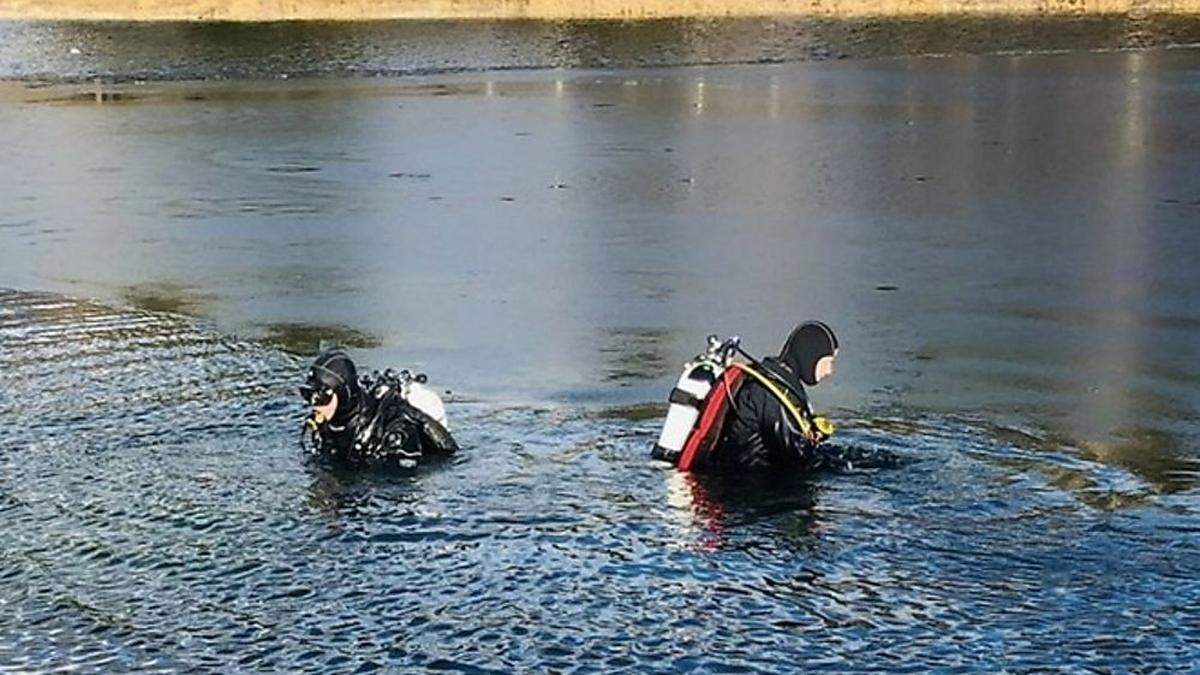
(729, 362, 813, 437)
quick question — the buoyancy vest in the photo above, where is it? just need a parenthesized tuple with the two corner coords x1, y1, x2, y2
(673, 362, 814, 472)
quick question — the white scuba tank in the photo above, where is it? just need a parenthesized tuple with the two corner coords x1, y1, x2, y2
(654, 358, 723, 458)
(654, 336, 740, 461)
(401, 380, 450, 431)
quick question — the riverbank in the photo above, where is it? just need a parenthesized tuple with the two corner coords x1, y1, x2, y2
(5, 15, 1200, 83)
(1, 0, 1199, 22)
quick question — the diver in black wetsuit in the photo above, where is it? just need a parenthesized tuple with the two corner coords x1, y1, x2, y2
(659, 321, 840, 474)
(299, 350, 458, 469)
(706, 321, 838, 473)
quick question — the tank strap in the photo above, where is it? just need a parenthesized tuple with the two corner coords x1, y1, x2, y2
(668, 387, 704, 408)
(729, 363, 813, 438)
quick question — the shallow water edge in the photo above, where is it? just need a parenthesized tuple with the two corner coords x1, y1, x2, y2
(2, 0, 1199, 22)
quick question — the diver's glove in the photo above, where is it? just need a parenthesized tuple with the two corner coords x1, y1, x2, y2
(813, 416, 835, 443)
(300, 411, 325, 454)
(806, 416, 835, 446)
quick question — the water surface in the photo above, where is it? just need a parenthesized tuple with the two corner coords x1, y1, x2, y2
(1, 39, 1200, 671)
(2, 49, 1198, 460)
(2, 289, 1198, 671)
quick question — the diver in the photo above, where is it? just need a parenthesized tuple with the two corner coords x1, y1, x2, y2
(652, 321, 839, 474)
(299, 349, 458, 469)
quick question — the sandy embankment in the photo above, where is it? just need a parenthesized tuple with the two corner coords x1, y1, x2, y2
(0, 0, 1198, 21)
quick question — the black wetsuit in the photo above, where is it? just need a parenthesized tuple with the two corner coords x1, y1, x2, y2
(307, 386, 458, 469)
(692, 358, 817, 474)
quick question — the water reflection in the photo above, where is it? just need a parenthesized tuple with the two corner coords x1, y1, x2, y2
(667, 471, 821, 550)
(303, 465, 424, 519)
(1, 50, 1199, 490)
(120, 281, 210, 316)
(598, 327, 677, 384)
(2, 288, 1200, 670)
(996, 421, 1200, 498)
(258, 321, 382, 355)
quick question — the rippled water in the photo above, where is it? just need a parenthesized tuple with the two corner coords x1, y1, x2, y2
(3, 20, 1200, 669)
(3, 289, 1199, 670)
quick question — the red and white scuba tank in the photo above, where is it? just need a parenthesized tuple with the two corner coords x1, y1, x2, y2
(654, 335, 834, 472)
(653, 336, 741, 465)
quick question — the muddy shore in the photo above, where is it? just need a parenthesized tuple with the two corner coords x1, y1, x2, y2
(2, 0, 1200, 21)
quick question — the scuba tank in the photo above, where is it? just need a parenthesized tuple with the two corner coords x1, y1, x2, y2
(653, 335, 741, 463)
(652, 335, 838, 470)
(363, 368, 450, 430)
(401, 378, 449, 430)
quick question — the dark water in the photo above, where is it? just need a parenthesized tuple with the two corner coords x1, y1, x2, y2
(2, 288, 1199, 671)
(2, 27, 1200, 670)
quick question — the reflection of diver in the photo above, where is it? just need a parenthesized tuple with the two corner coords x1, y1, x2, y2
(653, 322, 839, 473)
(304, 464, 427, 518)
(299, 350, 458, 469)
(667, 470, 821, 550)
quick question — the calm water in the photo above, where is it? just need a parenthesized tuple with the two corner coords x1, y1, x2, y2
(1, 31, 1200, 671)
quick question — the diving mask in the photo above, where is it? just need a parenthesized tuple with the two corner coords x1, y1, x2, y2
(299, 384, 335, 408)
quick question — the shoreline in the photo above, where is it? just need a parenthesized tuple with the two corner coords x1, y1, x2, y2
(5, 14, 1200, 83)
(1, 1, 1199, 23)
(2, 40, 1199, 90)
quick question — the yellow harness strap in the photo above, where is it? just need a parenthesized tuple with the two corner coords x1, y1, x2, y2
(730, 362, 814, 438)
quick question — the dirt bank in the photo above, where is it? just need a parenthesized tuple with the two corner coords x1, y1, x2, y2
(1, 0, 1198, 22)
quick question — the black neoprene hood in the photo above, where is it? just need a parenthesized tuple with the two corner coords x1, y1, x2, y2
(780, 321, 839, 386)
(305, 350, 361, 422)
